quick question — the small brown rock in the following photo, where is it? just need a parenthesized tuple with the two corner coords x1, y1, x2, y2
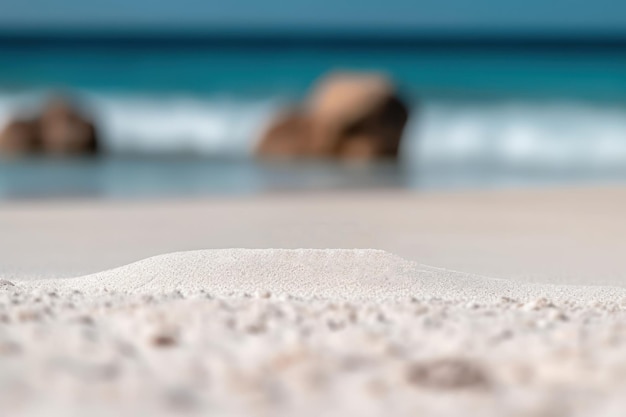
(406, 358, 490, 390)
(0, 340, 21, 355)
(151, 333, 178, 348)
(245, 322, 267, 334)
(0, 279, 15, 288)
(0, 97, 100, 157)
(17, 309, 42, 322)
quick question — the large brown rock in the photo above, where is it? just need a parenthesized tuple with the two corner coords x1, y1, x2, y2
(0, 118, 40, 156)
(39, 98, 99, 155)
(257, 72, 410, 160)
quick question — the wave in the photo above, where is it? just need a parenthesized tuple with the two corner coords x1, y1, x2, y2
(2, 91, 626, 172)
(0, 92, 282, 156)
(408, 100, 626, 171)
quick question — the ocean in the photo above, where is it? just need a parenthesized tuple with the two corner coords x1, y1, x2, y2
(1, 35, 626, 198)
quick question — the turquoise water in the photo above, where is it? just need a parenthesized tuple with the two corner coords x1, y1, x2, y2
(1, 39, 626, 197)
(1, 42, 626, 100)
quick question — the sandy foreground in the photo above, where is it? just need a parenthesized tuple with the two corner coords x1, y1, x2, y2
(2, 187, 626, 416)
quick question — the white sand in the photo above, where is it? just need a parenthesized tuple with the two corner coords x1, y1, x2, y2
(19, 249, 626, 304)
(3, 188, 626, 416)
(2, 248, 626, 416)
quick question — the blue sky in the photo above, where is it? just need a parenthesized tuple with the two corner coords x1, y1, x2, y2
(1, 0, 625, 33)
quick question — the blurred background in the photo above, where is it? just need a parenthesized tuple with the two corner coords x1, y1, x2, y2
(1, 0, 626, 198)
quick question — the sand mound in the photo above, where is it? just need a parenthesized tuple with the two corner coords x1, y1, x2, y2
(16, 249, 626, 304)
(5, 249, 626, 416)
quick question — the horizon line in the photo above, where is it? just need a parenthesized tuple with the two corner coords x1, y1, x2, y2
(1, 28, 626, 49)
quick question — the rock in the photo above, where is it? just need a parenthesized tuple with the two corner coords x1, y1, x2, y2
(0, 340, 21, 356)
(256, 71, 410, 160)
(406, 358, 490, 390)
(547, 309, 568, 322)
(307, 72, 409, 159)
(39, 98, 99, 156)
(521, 298, 555, 312)
(0, 118, 40, 156)
(0, 97, 100, 157)
(256, 110, 313, 158)
(0, 279, 15, 288)
(150, 327, 179, 347)
(16, 308, 42, 322)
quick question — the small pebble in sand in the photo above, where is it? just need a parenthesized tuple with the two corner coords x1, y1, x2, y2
(326, 319, 345, 331)
(151, 332, 178, 348)
(71, 315, 94, 326)
(152, 335, 177, 347)
(0, 340, 21, 355)
(521, 298, 554, 312)
(406, 358, 490, 390)
(414, 305, 429, 316)
(163, 386, 200, 411)
(62, 302, 76, 310)
(499, 296, 517, 304)
(141, 295, 155, 304)
(376, 312, 388, 323)
(17, 309, 42, 322)
(245, 322, 267, 334)
(547, 309, 568, 322)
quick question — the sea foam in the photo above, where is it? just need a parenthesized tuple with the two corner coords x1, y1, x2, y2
(3, 91, 626, 175)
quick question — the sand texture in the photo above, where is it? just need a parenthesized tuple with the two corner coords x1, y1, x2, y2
(2, 248, 626, 416)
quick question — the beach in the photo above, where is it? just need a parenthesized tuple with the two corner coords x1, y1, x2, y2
(2, 3, 625, 414)
(2, 187, 626, 416)
(3, 186, 626, 284)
